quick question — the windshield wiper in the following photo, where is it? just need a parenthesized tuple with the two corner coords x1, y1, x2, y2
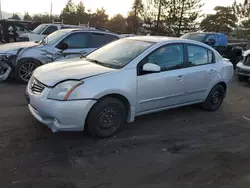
(86, 58, 115, 68)
(87, 58, 107, 65)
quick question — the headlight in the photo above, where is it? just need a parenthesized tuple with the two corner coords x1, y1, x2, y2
(48, 80, 84, 100)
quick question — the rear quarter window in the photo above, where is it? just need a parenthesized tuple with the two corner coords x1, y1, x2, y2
(105, 34, 119, 43)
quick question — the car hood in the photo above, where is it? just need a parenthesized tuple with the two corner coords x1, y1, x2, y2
(0, 42, 38, 53)
(33, 59, 116, 87)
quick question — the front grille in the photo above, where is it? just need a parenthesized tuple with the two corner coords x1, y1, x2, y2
(30, 78, 45, 94)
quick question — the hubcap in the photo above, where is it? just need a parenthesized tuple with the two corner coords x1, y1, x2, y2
(211, 91, 221, 105)
(98, 108, 119, 131)
(19, 63, 37, 82)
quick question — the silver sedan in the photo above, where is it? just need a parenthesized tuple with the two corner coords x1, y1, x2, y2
(25, 36, 234, 138)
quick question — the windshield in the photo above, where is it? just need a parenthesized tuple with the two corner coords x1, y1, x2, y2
(33, 24, 48, 34)
(40, 30, 69, 45)
(181, 33, 207, 42)
(86, 39, 154, 68)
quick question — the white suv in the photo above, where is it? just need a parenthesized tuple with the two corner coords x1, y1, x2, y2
(18, 23, 91, 42)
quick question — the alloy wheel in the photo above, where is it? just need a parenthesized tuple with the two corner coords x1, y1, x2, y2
(19, 62, 38, 82)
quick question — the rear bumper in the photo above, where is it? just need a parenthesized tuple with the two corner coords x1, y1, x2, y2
(26, 85, 96, 132)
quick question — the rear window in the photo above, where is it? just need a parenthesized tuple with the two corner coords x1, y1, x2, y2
(105, 34, 119, 43)
(90, 33, 119, 48)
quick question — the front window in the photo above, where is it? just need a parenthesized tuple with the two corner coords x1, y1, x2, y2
(181, 33, 207, 42)
(146, 44, 185, 71)
(42, 26, 58, 35)
(86, 39, 154, 68)
(33, 24, 48, 34)
(41, 30, 69, 45)
(61, 33, 89, 48)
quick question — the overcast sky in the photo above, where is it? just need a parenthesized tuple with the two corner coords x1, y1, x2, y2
(0, 0, 245, 17)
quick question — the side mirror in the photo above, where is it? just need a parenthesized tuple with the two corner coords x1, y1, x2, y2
(142, 63, 161, 72)
(57, 42, 68, 51)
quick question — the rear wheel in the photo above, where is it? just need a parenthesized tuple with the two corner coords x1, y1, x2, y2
(87, 97, 126, 138)
(201, 84, 225, 111)
(237, 74, 249, 82)
(15, 60, 41, 84)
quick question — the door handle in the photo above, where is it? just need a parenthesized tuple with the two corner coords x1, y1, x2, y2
(208, 69, 216, 74)
(176, 75, 184, 81)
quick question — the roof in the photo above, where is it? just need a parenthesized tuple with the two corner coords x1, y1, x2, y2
(125, 36, 217, 51)
(127, 36, 178, 43)
(38, 23, 91, 28)
(58, 28, 120, 36)
(186, 32, 226, 36)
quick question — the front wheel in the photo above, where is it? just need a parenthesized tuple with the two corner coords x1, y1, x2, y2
(87, 97, 127, 138)
(15, 60, 41, 84)
(201, 85, 225, 111)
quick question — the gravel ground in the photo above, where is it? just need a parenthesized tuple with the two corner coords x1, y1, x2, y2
(1, 77, 250, 188)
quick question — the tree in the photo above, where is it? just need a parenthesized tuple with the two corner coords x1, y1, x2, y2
(141, 0, 202, 36)
(232, 0, 250, 20)
(163, 0, 203, 36)
(142, 0, 168, 35)
(200, 6, 237, 35)
(23, 12, 32, 21)
(76, 1, 89, 24)
(9, 13, 21, 20)
(90, 8, 109, 28)
(154, 0, 165, 34)
(107, 14, 127, 33)
(32, 14, 51, 23)
(127, 0, 144, 34)
(232, 1, 250, 39)
(60, 0, 77, 24)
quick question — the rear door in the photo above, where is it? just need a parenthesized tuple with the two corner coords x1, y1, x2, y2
(183, 44, 219, 102)
(137, 44, 188, 113)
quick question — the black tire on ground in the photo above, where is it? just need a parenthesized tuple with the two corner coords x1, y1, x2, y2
(87, 97, 127, 138)
(201, 84, 225, 112)
(237, 74, 249, 82)
(14, 59, 41, 84)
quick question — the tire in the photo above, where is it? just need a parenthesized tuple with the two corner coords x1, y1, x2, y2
(87, 97, 127, 138)
(237, 74, 249, 82)
(201, 84, 225, 111)
(15, 59, 41, 84)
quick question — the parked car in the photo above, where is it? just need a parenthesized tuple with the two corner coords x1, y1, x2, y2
(180, 32, 243, 68)
(25, 36, 234, 138)
(0, 19, 40, 43)
(0, 28, 120, 83)
(236, 50, 250, 82)
(18, 23, 94, 42)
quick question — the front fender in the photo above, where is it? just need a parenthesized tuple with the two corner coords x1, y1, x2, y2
(16, 48, 53, 65)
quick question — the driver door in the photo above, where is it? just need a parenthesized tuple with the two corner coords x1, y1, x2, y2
(53, 32, 91, 60)
(137, 44, 188, 114)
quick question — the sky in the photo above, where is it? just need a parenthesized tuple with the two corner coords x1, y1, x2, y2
(0, 0, 246, 17)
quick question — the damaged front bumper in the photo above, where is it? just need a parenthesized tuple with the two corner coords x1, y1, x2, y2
(0, 55, 16, 82)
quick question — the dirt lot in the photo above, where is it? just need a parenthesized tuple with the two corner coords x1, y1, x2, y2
(1, 77, 250, 188)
